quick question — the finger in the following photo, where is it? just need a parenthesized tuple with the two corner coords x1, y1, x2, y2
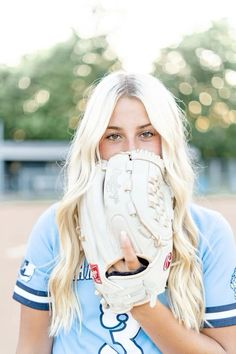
(120, 231, 140, 270)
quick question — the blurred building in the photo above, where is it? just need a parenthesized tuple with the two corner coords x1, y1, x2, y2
(0, 121, 236, 199)
(196, 157, 236, 195)
(0, 122, 68, 199)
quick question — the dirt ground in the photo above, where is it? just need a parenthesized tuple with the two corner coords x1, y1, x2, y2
(1, 197, 236, 353)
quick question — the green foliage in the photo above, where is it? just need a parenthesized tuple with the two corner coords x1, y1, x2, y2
(152, 19, 236, 158)
(0, 33, 121, 140)
(1, 20, 236, 159)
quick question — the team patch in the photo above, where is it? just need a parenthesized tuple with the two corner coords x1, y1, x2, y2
(89, 264, 102, 284)
(20, 259, 36, 282)
(163, 252, 172, 271)
(230, 267, 236, 299)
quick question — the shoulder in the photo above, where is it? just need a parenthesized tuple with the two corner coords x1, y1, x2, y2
(190, 204, 236, 325)
(12, 203, 60, 308)
(190, 202, 231, 232)
(190, 203, 236, 269)
(190, 203, 235, 247)
(31, 202, 58, 230)
(190, 202, 236, 275)
(26, 202, 59, 258)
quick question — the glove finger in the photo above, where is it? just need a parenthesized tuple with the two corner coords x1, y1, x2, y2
(120, 231, 140, 271)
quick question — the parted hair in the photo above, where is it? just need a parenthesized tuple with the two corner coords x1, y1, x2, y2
(48, 71, 204, 336)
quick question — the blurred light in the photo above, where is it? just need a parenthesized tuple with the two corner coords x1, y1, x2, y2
(76, 99, 86, 112)
(167, 51, 185, 67)
(195, 116, 210, 132)
(179, 82, 192, 95)
(196, 48, 222, 71)
(23, 99, 39, 113)
(211, 76, 224, 89)
(222, 112, 232, 125)
(74, 64, 92, 77)
(228, 110, 236, 123)
(213, 101, 229, 116)
(218, 87, 231, 99)
(102, 48, 117, 61)
(35, 89, 50, 105)
(199, 92, 212, 106)
(13, 129, 26, 140)
(188, 100, 202, 115)
(73, 40, 92, 55)
(68, 116, 79, 129)
(18, 76, 31, 89)
(163, 62, 179, 75)
(163, 51, 186, 75)
(219, 115, 231, 127)
(82, 52, 99, 64)
(225, 69, 236, 86)
(179, 65, 192, 76)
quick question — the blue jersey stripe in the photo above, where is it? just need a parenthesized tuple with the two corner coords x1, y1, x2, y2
(204, 316, 236, 328)
(205, 302, 236, 313)
(13, 292, 49, 311)
(16, 280, 48, 296)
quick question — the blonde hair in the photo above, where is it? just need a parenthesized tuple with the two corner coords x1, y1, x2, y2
(48, 71, 204, 335)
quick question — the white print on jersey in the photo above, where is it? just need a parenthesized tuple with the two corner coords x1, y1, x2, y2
(76, 261, 92, 280)
(99, 344, 117, 354)
(99, 306, 144, 354)
(20, 260, 36, 282)
(231, 267, 236, 299)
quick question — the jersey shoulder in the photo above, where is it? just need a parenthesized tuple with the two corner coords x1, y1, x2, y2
(12, 203, 60, 310)
(190, 203, 236, 327)
(27, 202, 59, 255)
(190, 203, 235, 250)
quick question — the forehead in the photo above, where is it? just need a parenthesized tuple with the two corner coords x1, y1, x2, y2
(109, 96, 150, 126)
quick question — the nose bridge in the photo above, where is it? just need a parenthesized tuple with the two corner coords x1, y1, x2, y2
(124, 133, 138, 151)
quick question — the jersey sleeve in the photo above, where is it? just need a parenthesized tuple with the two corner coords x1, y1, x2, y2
(12, 204, 59, 311)
(197, 209, 236, 328)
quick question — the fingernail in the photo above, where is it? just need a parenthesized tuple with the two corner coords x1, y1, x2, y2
(120, 230, 127, 243)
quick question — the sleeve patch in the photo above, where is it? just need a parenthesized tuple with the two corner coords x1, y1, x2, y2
(19, 260, 36, 282)
(230, 267, 236, 299)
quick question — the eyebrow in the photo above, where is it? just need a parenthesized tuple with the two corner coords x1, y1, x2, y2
(106, 123, 152, 130)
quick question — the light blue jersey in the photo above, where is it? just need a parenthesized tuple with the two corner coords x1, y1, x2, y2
(13, 203, 236, 353)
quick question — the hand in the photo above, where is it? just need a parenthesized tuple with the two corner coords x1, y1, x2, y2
(108, 231, 141, 273)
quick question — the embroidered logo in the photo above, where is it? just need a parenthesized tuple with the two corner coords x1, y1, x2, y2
(230, 267, 236, 299)
(163, 252, 172, 271)
(20, 260, 36, 282)
(89, 263, 102, 284)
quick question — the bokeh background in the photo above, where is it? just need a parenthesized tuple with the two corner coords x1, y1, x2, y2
(0, 0, 236, 352)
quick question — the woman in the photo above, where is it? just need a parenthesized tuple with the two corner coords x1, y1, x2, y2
(13, 71, 236, 353)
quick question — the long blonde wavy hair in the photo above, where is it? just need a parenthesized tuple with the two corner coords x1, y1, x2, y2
(48, 71, 204, 336)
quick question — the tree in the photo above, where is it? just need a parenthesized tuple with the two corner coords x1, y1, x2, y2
(152, 20, 236, 158)
(0, 32, 121, 140)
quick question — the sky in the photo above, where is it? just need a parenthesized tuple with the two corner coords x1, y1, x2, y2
(0, 0, 236, 72)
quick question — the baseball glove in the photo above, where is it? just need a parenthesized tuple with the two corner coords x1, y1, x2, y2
(78, 149, 174, 313)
